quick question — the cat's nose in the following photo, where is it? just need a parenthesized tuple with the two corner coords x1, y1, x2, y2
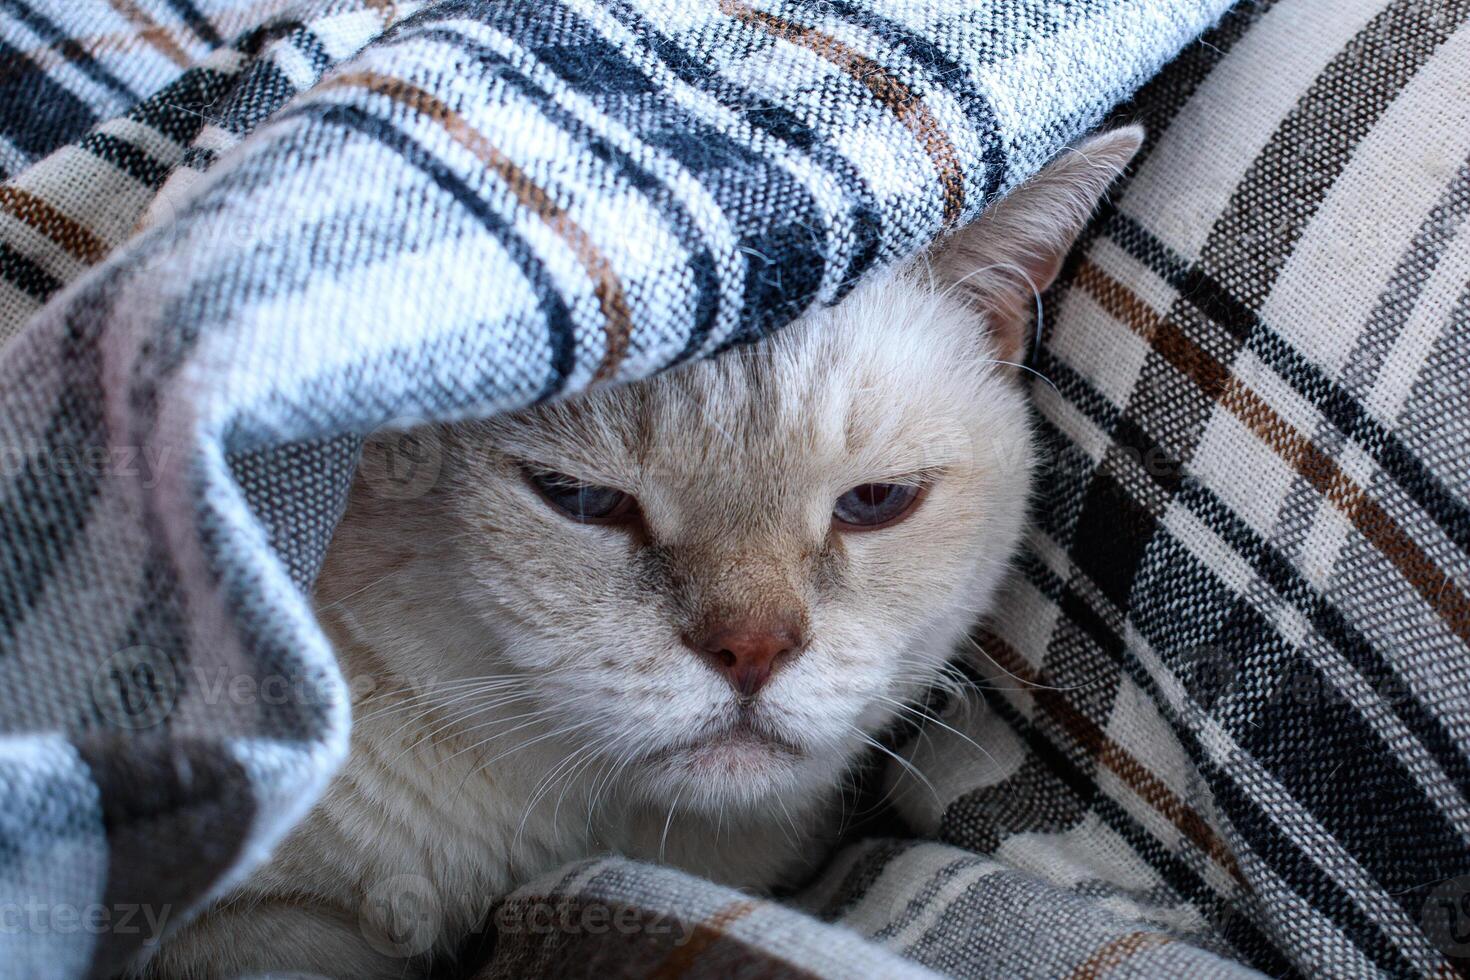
(687, 619, 804, 698)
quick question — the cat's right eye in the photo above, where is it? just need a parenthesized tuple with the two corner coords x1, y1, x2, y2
(831, 481, 925, 531)
(525, 469, 639, 525)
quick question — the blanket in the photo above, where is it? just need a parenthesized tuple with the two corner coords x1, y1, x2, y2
(490, 7, 1470, 976)
(2, 0, 1464, 977)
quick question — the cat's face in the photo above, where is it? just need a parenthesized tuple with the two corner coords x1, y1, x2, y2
(423, 276, 1030, 810)
(320, 127, 1139, 815)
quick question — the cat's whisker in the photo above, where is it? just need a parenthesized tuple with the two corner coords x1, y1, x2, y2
(540, 742, 599, 814)
(551, 746, 607, 835)
(960, 633, 1098, 692)
(587, 743, 632, 814)
(516, 742, 598, 846)
(355, 676, 532, 728)
(448, 718, 604, 809)
(841, 762, 870, 834)
(441, 711, 598, 811)
(843, 725, 942, 808)
(402, 699, 561, 770)
(867, 693, 1000, 771)
(349, 669, 544, 711)
(458, 717, 601, 781)
(886, 659, 1100, 698)
(980, 357, 1060, 395)
(657, 784, 685, 865)
(353, 683, 511, 723)
(580, 753, 622, 835)
(455, 717, 599, 811)
(368, 694, 518, 757)
(586, 742, 643, 835)
(430, 698, 578, 748)
(379, 689, 545, 763)
(672, 390, 739, 448)
(770, 791, 802, 851)
(880, 670, 969, 705)
(314, 570, 400, 611)
(838, 740, 914, 821)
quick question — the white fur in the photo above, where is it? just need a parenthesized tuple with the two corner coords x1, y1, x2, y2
(137, 127, 1140, 980)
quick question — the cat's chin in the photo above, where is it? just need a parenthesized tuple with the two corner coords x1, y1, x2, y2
(637, 721, 812, 806)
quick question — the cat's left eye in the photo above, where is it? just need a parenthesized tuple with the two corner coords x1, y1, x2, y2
(832, 482, 924, 531)
(526, 469, 638, 524)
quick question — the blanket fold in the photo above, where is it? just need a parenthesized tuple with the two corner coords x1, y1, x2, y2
(17, 1, 1466, 979)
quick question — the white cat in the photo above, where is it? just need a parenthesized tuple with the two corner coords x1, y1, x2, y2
(138, 126, 1141, 979)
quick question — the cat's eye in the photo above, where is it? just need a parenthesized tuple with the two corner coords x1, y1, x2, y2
(526, 469, 638, 524)
(832, 482, 924, 531)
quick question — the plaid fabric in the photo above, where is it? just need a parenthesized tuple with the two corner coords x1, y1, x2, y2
(0, 1, 1239, 977)
(476, 847, 1262, 979)
(808, 0, 1469, 977)
(478, 1, 1470, 977)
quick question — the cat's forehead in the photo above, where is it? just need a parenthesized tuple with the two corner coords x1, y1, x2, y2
(486, 272, 1003, 483)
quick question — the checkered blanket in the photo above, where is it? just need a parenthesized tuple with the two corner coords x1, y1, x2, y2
(1, 0, 1465, 978)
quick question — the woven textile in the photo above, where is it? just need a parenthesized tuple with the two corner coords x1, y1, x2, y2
(0, 1, 1239, 977)
(795, 0, 1470, 977)
(496, 2, 1470, 977)
(420, 3, 1470, 975)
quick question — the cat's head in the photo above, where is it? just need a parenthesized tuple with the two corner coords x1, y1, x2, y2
(321, 128, 1140, 814)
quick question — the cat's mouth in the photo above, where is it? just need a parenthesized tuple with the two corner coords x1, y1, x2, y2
(650, 715, 804, 773)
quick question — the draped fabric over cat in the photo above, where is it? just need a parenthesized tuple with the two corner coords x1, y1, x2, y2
(0, 1, 1464, 979)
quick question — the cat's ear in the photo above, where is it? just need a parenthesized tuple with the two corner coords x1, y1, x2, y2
(926, 125, 1143, 362)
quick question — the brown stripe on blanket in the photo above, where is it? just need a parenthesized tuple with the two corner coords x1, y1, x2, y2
(0, 186, 110, 264)
(322, 71, 634, 383)
(720, 0, 965, 225)
(101, 0, 193, 67)
(979, 630, 1245, 885)
(73, 732, 255, 980)
(0, 0, 290, 86)
(1088, 0, 1470, 561)
(486, 894, 819, 980)
(1067, 930, 1176, 980)
(1076, 258, 1470, 648)
(645, 899, 758, 980)
(359, 0, 400, 31)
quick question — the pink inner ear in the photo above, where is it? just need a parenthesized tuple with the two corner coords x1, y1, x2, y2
(932, 127, 1145, 366)
(981, 247, 1068, 364)
(929, 219, 1075, 366)
(986, 293, 1033, 365)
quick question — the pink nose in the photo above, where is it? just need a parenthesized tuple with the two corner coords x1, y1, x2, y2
(688, 620, 804, 697)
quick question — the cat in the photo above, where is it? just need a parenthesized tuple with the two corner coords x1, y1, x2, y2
(137, 125, 1141, 979)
